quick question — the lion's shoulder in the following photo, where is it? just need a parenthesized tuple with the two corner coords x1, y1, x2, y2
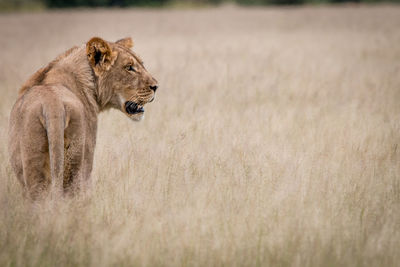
(19, 46, 80, 96)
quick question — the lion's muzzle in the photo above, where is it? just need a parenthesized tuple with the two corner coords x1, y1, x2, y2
(125, 101, 144, 114)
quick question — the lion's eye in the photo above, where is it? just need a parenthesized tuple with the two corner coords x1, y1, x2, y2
(126, 65, 136, 72)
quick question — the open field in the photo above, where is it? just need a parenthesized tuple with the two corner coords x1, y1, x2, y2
(0, 5, 400, 266)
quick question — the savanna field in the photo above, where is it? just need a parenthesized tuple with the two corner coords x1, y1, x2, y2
(0, 5, 400, 266)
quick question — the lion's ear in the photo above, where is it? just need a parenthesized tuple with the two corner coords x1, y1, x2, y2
(116, 37, 134, 49)
(86, 37, 117, 76)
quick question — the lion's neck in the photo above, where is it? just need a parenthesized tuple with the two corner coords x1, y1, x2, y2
(43, 46, 100, 114)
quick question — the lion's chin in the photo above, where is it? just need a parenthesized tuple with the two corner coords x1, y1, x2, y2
(129, 112, 144, 121)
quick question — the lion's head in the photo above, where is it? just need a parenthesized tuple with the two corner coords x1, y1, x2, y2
(86, 37, 158, 121)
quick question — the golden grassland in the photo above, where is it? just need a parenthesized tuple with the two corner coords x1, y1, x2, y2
(0, 5, 400, 266)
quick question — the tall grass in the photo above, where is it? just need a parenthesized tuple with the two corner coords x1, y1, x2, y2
(0, 5, 399, 266)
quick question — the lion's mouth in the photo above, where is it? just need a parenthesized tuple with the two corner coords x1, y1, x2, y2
(125, 101, 144, 114)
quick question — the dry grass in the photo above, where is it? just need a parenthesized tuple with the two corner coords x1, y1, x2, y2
(1, 5, 400, 266)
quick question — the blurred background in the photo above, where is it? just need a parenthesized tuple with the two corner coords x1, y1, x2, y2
(1, 0, 399, 11)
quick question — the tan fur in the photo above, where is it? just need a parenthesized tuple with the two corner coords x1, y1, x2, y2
(8, 37, 158, 200)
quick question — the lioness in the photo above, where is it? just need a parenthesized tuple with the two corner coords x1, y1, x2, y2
(8, 37, 158, 200)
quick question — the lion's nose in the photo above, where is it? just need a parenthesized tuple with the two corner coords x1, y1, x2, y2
(150, 85, 158, 92)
